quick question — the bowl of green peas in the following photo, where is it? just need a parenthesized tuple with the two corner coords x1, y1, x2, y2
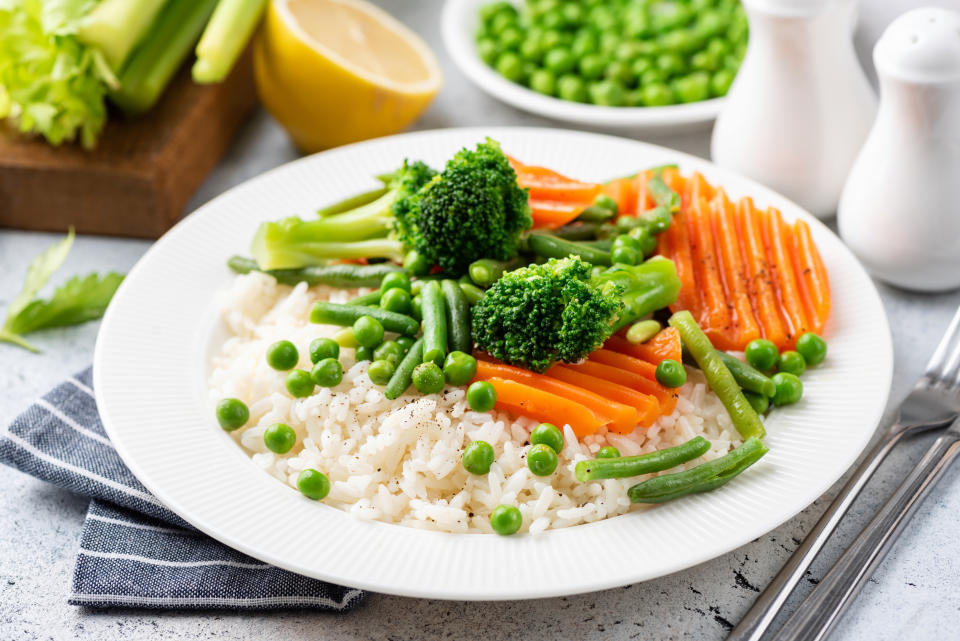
(441, 0, 747, 131)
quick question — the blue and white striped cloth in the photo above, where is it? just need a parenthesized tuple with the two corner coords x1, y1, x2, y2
(0, 368, 364, 610)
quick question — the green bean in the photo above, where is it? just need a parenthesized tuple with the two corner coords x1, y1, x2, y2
(384, 338, 424, 400)
(459, 282, 485, 305)
(551, 222, 602, 241)
(715, 350, 777, 398)
(527, 232, 613, 266)
(468, 256, 528, 288)
(648, 175, 680, 213)
(420, 281, 448, 366)
(441, 280, 472, 354)
(580, 239, 614, 250)
(346, 290, 381, 307)
(627, 437, 768, 503)
(227, 256, 402, 289)
(316, 186, 389, 217)
(575, 205, 616, 223)
(310, 302, 419, 336)
(669, 311, 766, 440)
(575, 436, 711, 482)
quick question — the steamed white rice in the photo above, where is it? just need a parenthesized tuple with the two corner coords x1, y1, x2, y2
(208, 272, 745, 534)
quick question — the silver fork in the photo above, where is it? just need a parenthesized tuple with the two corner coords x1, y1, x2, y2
(727, 305, 960, 641)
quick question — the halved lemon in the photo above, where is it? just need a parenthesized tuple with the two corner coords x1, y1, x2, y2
(254, 0, 442, 152)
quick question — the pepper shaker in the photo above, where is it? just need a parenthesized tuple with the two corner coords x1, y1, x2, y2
(838, 7, 960, 292)
(711, 0, 876, 219)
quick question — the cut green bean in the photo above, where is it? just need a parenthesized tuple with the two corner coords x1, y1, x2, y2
(385, 338, 424, 400)
(575, 205, 616, 223)
(420, 281, 448, 366)
(669, 311, 766, 440)
(459, 282, 485, 305)
(627, 437, 768, 503)
(316, 186, 389, 217)
(441, 280, 472, 354)
(648, 174, 680, 213)
(227, 256, 402, 288)
(626, 319, 662, 344)
(552, 222, 601, 241)
(346, 291, 381, 307)
(468, 256, 528, 288)
(575, 436, 711, 482)
(715, 351, 776, 398)
(310, 301, 419, 336)
(527, 232, 613, 266)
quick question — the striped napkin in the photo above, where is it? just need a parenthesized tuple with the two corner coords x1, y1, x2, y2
(0, 367, 364, 610)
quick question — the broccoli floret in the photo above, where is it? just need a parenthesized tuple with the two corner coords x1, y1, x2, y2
(394, 138, 532, 275)
(471, 257, 624, 372)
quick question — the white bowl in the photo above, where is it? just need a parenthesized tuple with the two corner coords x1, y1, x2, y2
(441, 0, 726, 133)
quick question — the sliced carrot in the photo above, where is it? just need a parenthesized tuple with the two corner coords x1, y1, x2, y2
(686, 172, 715, 205)
(634, 171, 652, 214)
(763, 207, 810, 344)
(589, 348, 657, 380)
(736, 197, 789, 348)
(603, 176, 639, 216)
(660, 210, 700, 315)
(791, 219, 831, 334)
(687, 196, 734, 348)
(567, 359, 677, 416)
(484, 378, 605, 437)
(711, 191, 762, 347)
(475, 361, 638, 433)
(515, 172, 602, 203)
(661, 168, 688, 210)
(604, 330, 681, 365)
(528, 199, 586, 228)
(547, 365, 659, 429)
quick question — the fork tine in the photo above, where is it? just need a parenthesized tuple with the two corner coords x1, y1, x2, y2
(925, 305, 960, 382)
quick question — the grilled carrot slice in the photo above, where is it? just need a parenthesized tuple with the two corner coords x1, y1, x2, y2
(475, 361, 638, 433)
(567, 359, 677, 417)
(764, 207, 810, 343)
(711, 190, 762, 347)
(687, 196, 734, 348)
(484, 378, 606, 437)
(547, 365, 659, 429)
(791, 219, 831, 333)
(660, 209, 700, 315)
(736, 198, 789, 348)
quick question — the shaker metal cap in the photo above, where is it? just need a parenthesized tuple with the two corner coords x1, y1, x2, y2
(874, 7, 960, 83)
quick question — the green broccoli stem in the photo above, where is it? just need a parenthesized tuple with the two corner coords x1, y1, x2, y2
(591, 257, 682, 331)
(251, 215, 405, 269)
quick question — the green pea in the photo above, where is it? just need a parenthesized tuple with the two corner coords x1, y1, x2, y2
(264, 423, 296, 454)
(527, 443, 559, 476)
(589, 80, 626, 106)
(490, 504, 522, 535)
(380, 271, 411, 293)
(613, 234, 642, 252)
(656, 52, 686, 77)
(495, 51, 525, 82)
(650, 3, 692, 32)
(659, 29, 702, 55)
(544, 47, 576, 74)
(672, 72, 711, 103)
(352, 315, 384, 349)
(216, 398, 249, 431)
(309, 337, 340, 364)
(373, 340, 404, 365)
(711, 69, 735, 96)
(655, 359, 687, 388)
(594, 193, 618, 213)
(605, 60, 636, 86)
(771, 372, 803, 406)
(285, 369, 316, 398)
(691, 50, 720, 72)
(591, 7, 618, 31)
(540, 29, 565, 51)
(579, 53, 608, 80)
(640, 83, 675, 106)
(297, 469, 330, 500)
(477, 37, 500, 65)
(796, 333, 827, 366)
(368, 359, 396, 386)
(266, 340, 299, 371)
(412, 362, 445, 394)
(744, 391, 770, 415)
(640, 68, 666, 86)
(467, 381, 497, 412)
(707, 37, 730, 58)
(557, 74, 588, 102)
(499, 26, 524, 51)
(520, 37, 544, 62)
(355, 345, 373, 362)
(778, 351, 807, 377)
(625, 14, 650, 38)
(643, 206, 673, 234)
(396, 335, 415, 354)
(571, 31, 598, 58)
(530, 422, 564, 453)
(479, 1, 515, 23)
(611, 245, 639, 265)
(596, 446, 620, 459)
(403, 250, 430, 276)
(599, 30, 620, 54)
(489, 11, 516, 36)
(310, 358, 343, 387)
(379, 287, 412, 315)
(613, 41, 642, 62)
(745, 339, 778, 371)
(462, 440, 496, 475)
(628, 225, 657, 255)
(561, 2, 584, 25)
(694, 10, 729, 39)
(530, 68, 557, 95)
(631, 57, 653, 78)
(443, 351, 478, 386)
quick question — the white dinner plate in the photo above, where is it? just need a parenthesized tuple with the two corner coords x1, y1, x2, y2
(94, 127, 892, 600)
(441, 0, 725, 133)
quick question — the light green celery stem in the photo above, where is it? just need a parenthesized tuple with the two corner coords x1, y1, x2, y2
(192, 0, 268, 83)
(110, 0, 218, 114)
(669, 310, 766, 440)
(77, 0, 168, 70)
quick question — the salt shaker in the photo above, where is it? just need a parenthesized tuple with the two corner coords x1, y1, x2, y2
(838, 7, 960, 292)
(710, 0, 876, 219)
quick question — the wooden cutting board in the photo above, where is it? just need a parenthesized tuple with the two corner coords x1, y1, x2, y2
(0, 49, 259, 239)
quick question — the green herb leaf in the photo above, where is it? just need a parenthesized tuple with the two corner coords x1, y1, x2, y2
(5, 272, 124, 336)
(5, 227, 74, 320)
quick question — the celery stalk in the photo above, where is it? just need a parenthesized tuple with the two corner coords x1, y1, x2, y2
(192, 0, 268, 84)
(109, 0, 218, 114)
(76, 0, 169, 71)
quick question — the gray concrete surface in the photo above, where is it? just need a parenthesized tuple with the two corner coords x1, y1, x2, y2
(3, 1, 960, 639)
